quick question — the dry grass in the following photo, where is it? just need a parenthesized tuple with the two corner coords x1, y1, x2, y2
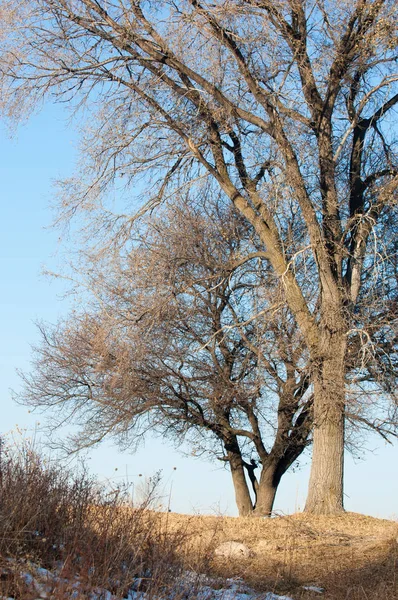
(0, 439, 396, 598)
(157, 510, 398, 599)
(0, 440, 196, 599)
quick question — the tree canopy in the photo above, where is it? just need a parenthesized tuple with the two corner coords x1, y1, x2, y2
(21, 199, 315, 515)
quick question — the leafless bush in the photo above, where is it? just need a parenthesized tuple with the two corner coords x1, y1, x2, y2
(0, 437, 190, 598)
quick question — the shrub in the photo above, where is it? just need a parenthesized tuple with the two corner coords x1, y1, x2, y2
(0, 437, 186, 597)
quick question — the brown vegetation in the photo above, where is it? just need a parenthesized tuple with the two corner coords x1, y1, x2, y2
(0, 439, 396, 598)
(162, 510, 398, 599)
(0, 440, 199, 598)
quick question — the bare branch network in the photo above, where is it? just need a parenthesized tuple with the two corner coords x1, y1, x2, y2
(1, 0, 397, 515)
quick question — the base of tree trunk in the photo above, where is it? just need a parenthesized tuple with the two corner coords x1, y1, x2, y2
(253, 479, 277, 517)
(304, 342, 346, 515)
(304, 496, 345, 515)
(227, 445, 254, 516)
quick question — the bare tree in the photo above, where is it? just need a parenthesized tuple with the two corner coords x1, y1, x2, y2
(1, 0, 397, 513)
(20, 199, 313, 516)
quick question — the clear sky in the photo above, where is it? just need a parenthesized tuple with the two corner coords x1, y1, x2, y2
(1, 104, 397, 519)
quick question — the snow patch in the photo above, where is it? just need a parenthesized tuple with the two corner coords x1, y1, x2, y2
(214, 541, 253, 558)
(6, 563, 295, 600)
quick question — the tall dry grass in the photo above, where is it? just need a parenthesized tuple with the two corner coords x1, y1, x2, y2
(0, 438, 209, 599)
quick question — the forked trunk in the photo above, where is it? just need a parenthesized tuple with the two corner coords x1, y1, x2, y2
(305, 332, 346, 515)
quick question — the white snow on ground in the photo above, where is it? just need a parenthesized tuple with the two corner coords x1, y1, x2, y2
(1, 564, 296, 600)
(302, 586, 324, 594)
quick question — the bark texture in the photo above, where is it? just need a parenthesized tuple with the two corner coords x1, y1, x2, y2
(305, 330, 347, 514)
(226, 443, 254, 516)
(254, 466, 279, 516)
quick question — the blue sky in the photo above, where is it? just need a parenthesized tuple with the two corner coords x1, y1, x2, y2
(1, 104, 397, 519)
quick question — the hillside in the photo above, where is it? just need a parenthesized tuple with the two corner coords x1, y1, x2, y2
(160, 510, 398, 599)
(0, 443, 396, 599)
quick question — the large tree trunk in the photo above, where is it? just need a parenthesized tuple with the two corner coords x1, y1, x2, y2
(254, 465, 278, 516)
(225, 439, 254, 516)
(305, 330, 346, 514)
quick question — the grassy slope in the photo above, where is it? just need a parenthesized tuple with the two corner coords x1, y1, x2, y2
(160, 511, 398, 599)
(0, 442, 396, 599)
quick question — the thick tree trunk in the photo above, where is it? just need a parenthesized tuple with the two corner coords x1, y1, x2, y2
(253, 466, 278, 516)
(225, 440, 254, 516)
(229, 458, 254, 516)
(305, 332, 346, 514)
